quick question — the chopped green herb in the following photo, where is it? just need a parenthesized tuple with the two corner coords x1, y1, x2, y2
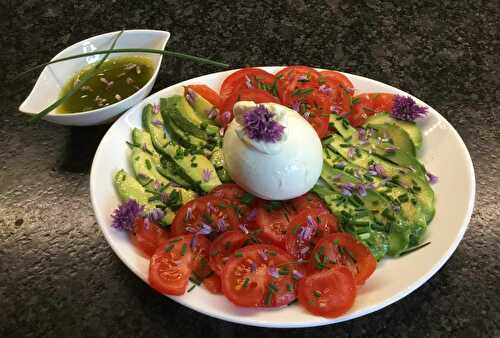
(234, 251, 243, 257)
(242, 277, 250, 288)
(145, 159, 152, 170)
(239, 192, 255, 206)
(291, 88, 313, 97)
(164, 244, 174, 252)
(292, 224, 300, 235)
(187, 284, 196, 293)
(181, 243, 188, 256)
(313, 290, 322, 298)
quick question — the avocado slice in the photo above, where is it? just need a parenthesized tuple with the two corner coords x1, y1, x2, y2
(210, 147, 233, 183)
(324, 134, 435, 223)
(157, 156, 195, 189)
(184, 86, 219, 126)
(329, 114, 356, 140)
(365, 112, 423, 151)
(367, 123, 416, 157)
(131, 128, 161, 165)
(162, 106, 208, 150)
(160, 96, 219, 141)
(142, 104, 170, 150)
(113, 169, 175, 225)
(157, 142, 222, 193)
(130, 147, 197, 203)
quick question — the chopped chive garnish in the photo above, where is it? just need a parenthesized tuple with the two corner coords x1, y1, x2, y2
(234, 251, 243, 257)
(165, 244, 174, 252)
(242, 277, 250, 288)
(400, 241, 431, 256)
(292, 224, 300, 235)
(187, 284, 196, 293)
(224, 241, 232, 251)
(210, 250, 219, 257)
(181, 243, 188, 256)
(145, 159, 152, 170)
(313, 290, 321, 297)
(287, 283, 293, 292)
(239, 192, 255, 205)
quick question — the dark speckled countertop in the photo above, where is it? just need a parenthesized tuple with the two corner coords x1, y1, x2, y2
(1, 1, 499, 337)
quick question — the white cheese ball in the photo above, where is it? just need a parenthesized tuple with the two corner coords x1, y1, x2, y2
(223, 102, 323, 200)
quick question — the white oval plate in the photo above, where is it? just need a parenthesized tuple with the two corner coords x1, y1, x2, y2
(90, 67, 475, 328)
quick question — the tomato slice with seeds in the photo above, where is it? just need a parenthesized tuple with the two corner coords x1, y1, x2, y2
(221, 244, 296, 307)
(186, 84, 223, 109)
(368, 93, 395, 113)
(171, 196, 239, 236)
(319, 70, 353, 116)
(275, 66, 321, 100)
(285, 208, 338, 260)
(219, 88, 280, 127)
(210, 183, 260, 228)
(191, 235, 213, 279)
(130, 218, 170, 257)
(220, 68, 276, 100)
(289, 192, 329, 214)
(209, 230, 250, 276)
(203, 274, 222, 294)
(308, 233, 377, 285)
(255, 200, 298, 249)
(297, 266, 356, 318)
(149, 235, 193, 296)
(348, 93, 374, 127)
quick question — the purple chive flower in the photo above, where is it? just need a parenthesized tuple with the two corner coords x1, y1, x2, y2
(202, 169, 212, 182)
(297, 74, 309, 82)
(268, 267, 280, 278)
(217, 218, 228, 232)
(341, 182, 356, 196)
(292, 269, 304, 280)
(391, 95, 428, 121)
(197, 223, 213, 235)
(330, 105, 341, 113)
(298, 220, 316, 241)
(185, 207, 193, 222)
(185, 226, 197, 233)
(190, 235, 199, 249)
(306, 215, 316, 228)
(292, 101, 301, 112)
(153, 180, 161, 191)
(332, 173, 342, 181)
(243, 105, 285, 143)
(246, 209, 257, 222)
(318, 84, 333, 95)
(368, 164, 386, 178)
(347, 147, 355, 158)
(258, 249, 269, 261)
(160, 191, 170, 204)
(385, 146, 399, 154)
(426, 171, 439, 184)
(223, 111, 232, 123)
(239, 223, 249, 235)
(152, 119, 163, 127)
(300, 246, 310, 255)
(250, 260, 257, 273)
(185, 88, 196, 105)
(303, 111, 312, 119)
(111, 199, 144, 231)
(152, 103, 160, 114)
(207, 107, 218, 120)
(358, 128, 367, 143)
(366, 183, 376, 191)
(219, 127, 226, 137)
(356, 184, 367, 197)
(207, 201, 216, 214)
(334, 162, 346, 169)
(146, 208, 164, 223)
(141, 143, 148, 152)
(245, 75, 253, 89)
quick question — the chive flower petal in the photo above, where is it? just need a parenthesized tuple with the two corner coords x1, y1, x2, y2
(243, 105, 285, 143)
(111, 199, 144, 231)
(391, 95, 428, 121)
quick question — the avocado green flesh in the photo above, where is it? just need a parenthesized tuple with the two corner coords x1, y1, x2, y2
(160, 96, 219, 140)
(365, 112, 423, 151)
(132, 128, 161, 165)
(142, 104, 170, 150)
(184, 87, 219, 126)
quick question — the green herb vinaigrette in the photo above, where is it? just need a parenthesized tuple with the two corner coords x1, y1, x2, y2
(58, 56, 154, 113)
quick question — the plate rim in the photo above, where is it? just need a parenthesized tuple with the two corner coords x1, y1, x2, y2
(89, 67, 476, 328)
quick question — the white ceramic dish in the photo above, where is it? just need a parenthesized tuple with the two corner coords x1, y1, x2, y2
(90, 67, 475, 328)
(19, 29, 170, 126)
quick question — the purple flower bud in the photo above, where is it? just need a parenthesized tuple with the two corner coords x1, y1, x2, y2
(239, 223, 249, 235)
(243, 105, 285, 143)
(426, 171, 439, 184)
(292, 101, 301, 112)
(292, 269, 304, 280)
(250, 260, 257, 273)
(202, 169, 212, 182)
(318, 84, 333, 95)
(268, 267, 280, 278)
(197, 223, 213, 235)
(146, 208, 164, 223)
(217, 218, 228, 232)
(391, 95, 428, 121)
(185, 88, 196, 105)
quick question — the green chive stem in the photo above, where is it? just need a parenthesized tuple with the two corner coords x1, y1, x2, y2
(28, 30, 124, 123)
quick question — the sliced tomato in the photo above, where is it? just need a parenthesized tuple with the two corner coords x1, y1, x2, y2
(209, 230, 250, 276)
(218, 88, 280, 127)
(255, 200, 298, 249)
(191, 235, 212, 279)
(285, 208, 338, 260)
(171, 196, 239, 236)
(203, 274, 222, 294)
(308, 233, 376, 285)
(149, 235, 193, 296)
(297, 266, 356, 318)
(130, 218, 170, 257)
(348, 93, 374, 127)
(368, 93, 395, 113)
(319, 70, 354, 116)
(221, 244, 296, 307)
(275, 66, 321, 100)
(186, 84, 223, 109)
(220, 68, 276, 100)
(289, 192, 329, 214)
(210, 183, 260, 228)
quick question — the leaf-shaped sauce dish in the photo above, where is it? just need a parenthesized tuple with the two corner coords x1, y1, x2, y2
(19, 29, 170, 126)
